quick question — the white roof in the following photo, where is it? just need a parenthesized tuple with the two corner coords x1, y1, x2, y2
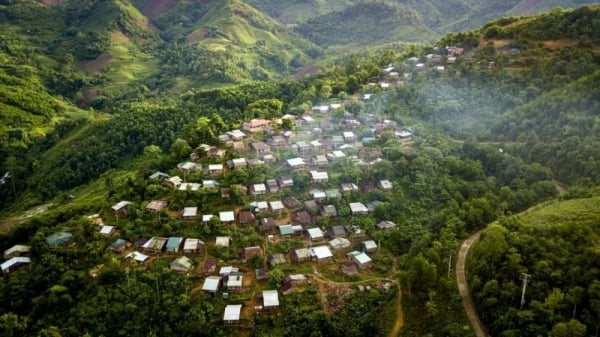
(99, 225, 115, 234)
(302, 115, 315, 122)
(203, 180, 218, 188)
(287, 158, 305, 167)
(3, 245, 30, 259)
(227, 273, 243, 288)
(208, 164, 223, 170)
(349, 202, 368, 213)
(184, 238, 202, 251)
(269, 200, 284, 211)
(362, 94, 373, 100)
(179, 162, 197, 170)
(310, 171, 329, 181)
(329, 238, 351, 250)
(232, 158, 247, 165)
(215, 236, 230, 247)
(183, 207, 198, 217)
(354, 252, 372, 265)
(307, 227, 324, 240)
(362, 240, 378, 250)
(330, 103, 342, 109)
(228, 130, 246, 138)
(219, 211, 235, 222)
(396, 130, 413, 138)
(224, 304, 242, 321)
(332, 150, 346, 158)
(310, 245, 333, 260)
(202, 214, 214, 222)
(311, 190, 326, 199)
(126, 251, 148, 263)
(179, 182, 201, 191)
(379, 180, 393, 189)
(263, 290, 280, 307)
(253, 184, 267, 192)
(219, 266, 238, 275)
(202, 276, 221, 292)
(310, 140, 322, 147)
(1, 256, 31, 272)
(343, 131, 355, 138)
(250, 201, 269, 210)
(111, 200, 131, 211)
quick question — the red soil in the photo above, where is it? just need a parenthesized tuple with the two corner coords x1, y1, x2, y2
(80, 52, 112, 74)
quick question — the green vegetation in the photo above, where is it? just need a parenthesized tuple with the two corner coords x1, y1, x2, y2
(1, 3, 600, 337)
(294, 2, 435, 48)
(468, 198, 600, 336)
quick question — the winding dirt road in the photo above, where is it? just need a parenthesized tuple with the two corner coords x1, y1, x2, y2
(456, 230, 490, 337)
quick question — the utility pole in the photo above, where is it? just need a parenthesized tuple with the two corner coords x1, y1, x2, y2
(520, 273, 532, 310)
(447, 254, 452, 279)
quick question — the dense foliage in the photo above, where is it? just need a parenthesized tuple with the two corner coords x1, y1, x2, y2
(1, 4, 600, 337)
(468, 198, 600, 336)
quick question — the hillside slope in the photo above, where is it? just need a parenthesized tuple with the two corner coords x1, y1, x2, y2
(294, 2, 436, 48)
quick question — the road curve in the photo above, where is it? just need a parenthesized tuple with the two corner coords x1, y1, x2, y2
(456, 230, 490, 337)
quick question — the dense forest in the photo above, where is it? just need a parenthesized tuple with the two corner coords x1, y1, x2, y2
(1, 2, 600, 337)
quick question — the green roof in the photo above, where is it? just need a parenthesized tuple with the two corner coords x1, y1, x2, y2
(279, 224, 293, 235)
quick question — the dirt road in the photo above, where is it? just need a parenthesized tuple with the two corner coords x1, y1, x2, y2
(456, 230, 490, 337)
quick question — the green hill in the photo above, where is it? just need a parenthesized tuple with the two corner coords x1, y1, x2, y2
(469, 197, 600, 336)
(293, 2, 436, 49)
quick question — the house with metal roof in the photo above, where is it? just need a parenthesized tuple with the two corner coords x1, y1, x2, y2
(165, 237, 184, 253)
(327, 225, 346, 239)
(279, 224, 294, 237)
(289, 248, 311, 264)
(321, 205, 337, 217)
(353, 252, 372, 269)
(125, 251, 149, 264)
(376, 220, 397, 231)
(4, 245, 30, 259)
(202, 276, 221, 294)
(215, 236, 231, 247)
(182, 207, 198, 220)
(219, 211, 235, 224)
(1, 256, 31, 274)
(146, 200, 167, 214)
(225, 272, 243, 292)
(268, 253, 287, 267)
(362, 240, 378, 253)
(262, 290, 280, 310)
(329, 237, 351, 250)
(307, 227, 325, 241)
(310, 246, 333, 263)
(223, 304, 242, 325)
(171, 256, 193, 272)
(183, 238, 204, 254)
(142, 237, 168, 253)
(349, 202, 369, 215)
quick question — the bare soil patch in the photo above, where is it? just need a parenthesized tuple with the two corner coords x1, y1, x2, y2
(141, 0, 177, 17)
(80, 52, 113, 74)
(293, 65, 322, 80)
(187, 28, 208, 43)
(543, 39, 578, 49)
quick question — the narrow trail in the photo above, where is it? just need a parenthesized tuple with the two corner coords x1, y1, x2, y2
(456, 230, 490, 337)
(310, 265, 404, 337)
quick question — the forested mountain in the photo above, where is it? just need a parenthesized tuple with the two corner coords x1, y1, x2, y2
(0, 3, 600, 337)
(249, 0, 600, 34)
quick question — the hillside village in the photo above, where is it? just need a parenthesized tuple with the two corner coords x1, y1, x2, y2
(3, 44, 498, 324)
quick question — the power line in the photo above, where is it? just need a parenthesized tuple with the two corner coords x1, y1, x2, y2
(520, 273, 532, 310)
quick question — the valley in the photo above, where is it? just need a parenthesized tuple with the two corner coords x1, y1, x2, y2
(1, 2, 600, 337)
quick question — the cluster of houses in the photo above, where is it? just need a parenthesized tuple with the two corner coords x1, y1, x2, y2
(2, 59, 435, 327)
